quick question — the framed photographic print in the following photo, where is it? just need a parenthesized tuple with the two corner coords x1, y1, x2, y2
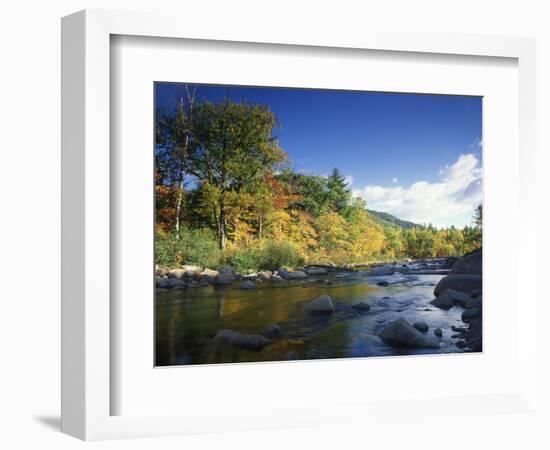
(153, 82, 483, 367)
(62, 9, 538, 441)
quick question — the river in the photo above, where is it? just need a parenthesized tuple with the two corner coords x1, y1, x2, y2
(155, 264, 469, 366)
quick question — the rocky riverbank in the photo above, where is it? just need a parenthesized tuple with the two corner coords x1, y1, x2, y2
(155, 257, 453, 290)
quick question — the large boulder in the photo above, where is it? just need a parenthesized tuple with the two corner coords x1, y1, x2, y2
(430, 291, 454, 310)
(304, 294, 335, 315)
(434, 274, 482, 297)
(462, 307, 481, 322)
(450, 250, 482, 275)
(378, 318, 440, 348)
(443, 256, 459, 269)
(444, 289, 476, 308)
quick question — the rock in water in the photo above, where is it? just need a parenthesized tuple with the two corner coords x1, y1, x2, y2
(181, 264, 201, 272)
(443, 256, 459, 269)
(258, 270, 272, 280)
(444, 289, 476, 308)
(228, 333, 270, 351)
(214, 329, 270, 351)
(462, 307, 481, 322)
(304, 294, 335, 315)
(167, 269, 187, 279)
(413, 321, 429, 333)
(434, 274, 482, 297)
(368, 266, 395, 276)
(434, 328, 443, 337)
(306, 267, 329, 276)
(470, 289, 482, 298)
(214, 329, 238, 342)
(214, 272, 234, 285)
(271, 275, 284, 282)
(466, 297, 482, 310)
(430, 291, 454, 310)
(377, 280, 389, 286)
(450, 250, 482, 275)
(378, 318, 440, 348)
(266, 323, 281, 337)
(277, 268, 291, 280)
(201, 268, 219, 278)
(239, 281, 255, 289)
(351, 302, 371, 312)
(156, 278, 187, 289)
(288, 270, 308, 280)
(455, 340, 467, 349)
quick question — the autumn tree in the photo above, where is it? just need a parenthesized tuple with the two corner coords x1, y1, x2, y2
(160, 98, 287, 249)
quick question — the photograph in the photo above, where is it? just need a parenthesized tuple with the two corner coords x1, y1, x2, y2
(154, 83, 483, 367)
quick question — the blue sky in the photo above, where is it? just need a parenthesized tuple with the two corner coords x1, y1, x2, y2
(156, 83, 482, 228)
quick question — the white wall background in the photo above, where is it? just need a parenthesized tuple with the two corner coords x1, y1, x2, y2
(0, 1, 548, 449)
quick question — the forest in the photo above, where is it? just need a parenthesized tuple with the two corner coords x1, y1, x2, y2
(155, 91, 482, 273)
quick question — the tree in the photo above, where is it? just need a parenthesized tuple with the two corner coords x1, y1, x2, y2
(474, 203, 483, 228)
(346, 208, 385, 260)
(156, 85, 197, 236)
(160, 98, 287, 249)
(326, 167, 351, 213)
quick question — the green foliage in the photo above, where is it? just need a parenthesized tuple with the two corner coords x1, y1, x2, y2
(260, 240, 303, 271)
(226, 246, 265, 273)
(155, 227, 222, 269)
(226, 239, 303, 272)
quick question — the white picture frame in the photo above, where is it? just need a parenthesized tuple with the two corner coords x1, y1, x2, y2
(61, 9, 537, 441)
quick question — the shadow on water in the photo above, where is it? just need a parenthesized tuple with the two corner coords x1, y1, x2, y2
(155, 272, 466, 366)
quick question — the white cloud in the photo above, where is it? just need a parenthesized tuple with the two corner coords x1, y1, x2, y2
(352, 154, 482, 228)
(392, 177, 398, 184)
(344, 175, 354, 186)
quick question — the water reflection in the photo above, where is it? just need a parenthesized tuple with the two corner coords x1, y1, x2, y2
(155, 274, 465, 366)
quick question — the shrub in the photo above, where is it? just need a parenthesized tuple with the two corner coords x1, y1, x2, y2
(259, 239, 303, 271)
(226, 247, 264, 273)
(225, 239, 303, 272)
(155, 227, 222, 269)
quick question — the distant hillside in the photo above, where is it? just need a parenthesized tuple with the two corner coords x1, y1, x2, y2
(367, 209, 420, 229)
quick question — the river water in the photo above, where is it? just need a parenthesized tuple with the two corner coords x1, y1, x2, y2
(155, 269, 467, 366)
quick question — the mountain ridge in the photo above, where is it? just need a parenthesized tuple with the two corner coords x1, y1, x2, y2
(367, 209, 420, 229)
